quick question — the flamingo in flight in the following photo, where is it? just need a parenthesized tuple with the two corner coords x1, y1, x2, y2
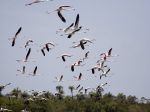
(67, 26, 82, 38)
(25, 48, 31, 62)
(47, 6, 75, 23)
(41, 42, 55, 56)
(73, 73, 82, 81)
(25, 0, 51, 6)
(24, 39, 33, 48)
(78, 86, 83, 93)
(0, 83, 11, 90)
(9, 27, 22, 47)
(28, 66, 39, 76)
(33, 66, 38, 75)
(88, 66, 99, 74)
(17, 66, 26, 75)
(41, 47, 46, 56)
(96, 82, 108, 92)
(16, 48, 32, 62)
(66, 13, 80, 33)
(56, 14, 80, 35)
(75, 84, 81, 90)
(100, 68, 111, 79)
(58, 53, 72, 62)
(70, 59, 84, 72)
(71, 40, 87, 50)
(84, 87, 91, 94)
(100, 48, 113, 58)
(55, 75, 63, 82)
(100, 48, 118, 61)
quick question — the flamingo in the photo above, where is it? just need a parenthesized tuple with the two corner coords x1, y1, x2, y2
(40, 42, 55, 56)
(71, 41, 87, 50)
(100, 68, 111, 79)
(80, 38, 94, 50)
(74, 14, 80, 30)
(25, 0, 51, 6)
(79, 38, 95, 43)
(17, 66, 26, 74)
(78, 86, 83, 93)
(44, 42, 55, 52)
(33, 66, 38, 75)
(96, 82, 108, 92)
(100, 48, 112, 58)
(9, 27, 22, 47)
(88, 66, 98, 74)
(0, 83, 11, 90)
(28, 66, 38, 76)
(24, 39, 33, 48)
(70, 59, 84, 72)
(55, 75, 63, 82)
(25, 48, 31, 61)
(41, 47, 46, 56)
(73, 73, 82, 81)
(100, 48, 118, 61)
(84, 87, 91, 94)
(67, 26, 82, 38)
(58, 53, 72, 62)
(84, 51, 89, 59)
(16, 48, 34, 63)
(76, 84, 81, 90)
(69, 64, 74, 72)
(97, 61, 107, 71)
(47, 5, 75, 23)
(56, 14, 80, 35)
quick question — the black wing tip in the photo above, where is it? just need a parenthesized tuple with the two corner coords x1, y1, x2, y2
(67, 34, 72, 38)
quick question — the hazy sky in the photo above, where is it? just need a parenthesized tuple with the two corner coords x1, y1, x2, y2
(0, 0, 150, 98)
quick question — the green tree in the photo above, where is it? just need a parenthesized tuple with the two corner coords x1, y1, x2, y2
(116, 93, 126, 103)
(11, 88, 22, 99)
(127, 95, 137, 104)
(68, 86, 74, 99)
(56, 85, 64, 100)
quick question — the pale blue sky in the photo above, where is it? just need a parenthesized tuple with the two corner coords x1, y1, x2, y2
(0, 0, 150, 98)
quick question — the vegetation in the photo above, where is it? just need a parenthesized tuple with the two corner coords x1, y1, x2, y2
(0, 87, 150, 112)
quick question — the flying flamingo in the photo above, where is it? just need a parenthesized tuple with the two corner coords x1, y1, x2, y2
(73, 73, 82, 81)
(75, 84, 81, 90)
(25, 0, 51, 6)
(16, 66, 26, 75)
(28, 66, 39, 76)
(25, 48, 31, 61)
(78, 86, 83, 93)
(67, 26, 82, 38)
(47, 5, 75, 23)
(57, 53, 72, 62)
(24, 39, 33, 48)
(56, 14, 80, 35)
(9, 27, 22, 47)
(100, 68, 111, 79)
(55, 75, 63, 82)
(71, 41, 87, 50)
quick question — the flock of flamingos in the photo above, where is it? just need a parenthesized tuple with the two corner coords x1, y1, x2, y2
(1, 0, 118, 111)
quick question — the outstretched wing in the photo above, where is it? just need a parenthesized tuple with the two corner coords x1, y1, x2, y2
(57, 11, 66, 23)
